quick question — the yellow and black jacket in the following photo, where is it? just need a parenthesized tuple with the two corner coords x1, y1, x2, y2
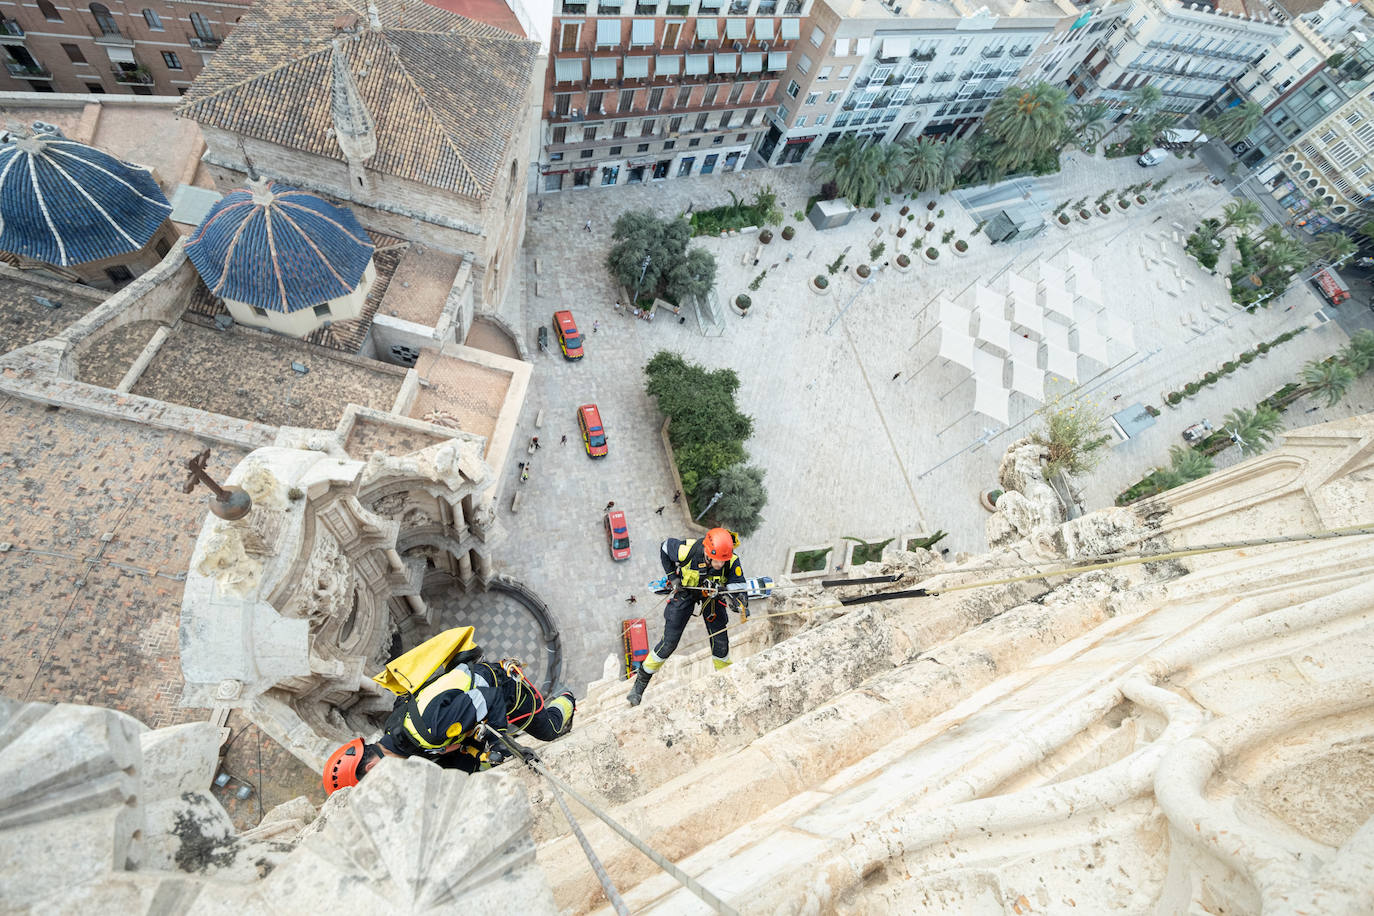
(660, 536, 746, 594)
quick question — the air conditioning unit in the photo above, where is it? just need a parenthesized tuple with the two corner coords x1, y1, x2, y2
(600, 106, 607, 114)
(571, 107, 581, 116)
(733, 40, 743, 51)
(760, 40, 769, 51)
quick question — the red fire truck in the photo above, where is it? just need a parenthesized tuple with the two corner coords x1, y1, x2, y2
(1312, 268, 1351, 306)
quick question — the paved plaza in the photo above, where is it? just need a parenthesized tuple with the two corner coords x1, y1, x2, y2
(486, 149, 1363, 693)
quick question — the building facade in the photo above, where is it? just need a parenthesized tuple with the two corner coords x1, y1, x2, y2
(538, 0, 816, 192)
(1065, 0, 1287, 117)
(757, 0, 1074, 166)
(0, 0, 250, 96)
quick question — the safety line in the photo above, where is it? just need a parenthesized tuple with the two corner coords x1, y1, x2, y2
(546, 773, 631, 916)
(485, 725, 739, 916)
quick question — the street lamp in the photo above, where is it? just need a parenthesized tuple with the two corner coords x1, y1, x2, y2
(695, 490, 723, 522)
(632, 254, 651, 308)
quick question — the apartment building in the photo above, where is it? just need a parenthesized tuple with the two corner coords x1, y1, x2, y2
(1065, 0, 1287, 117)
(0, 0, 248, 96)
(757, 0, 1074, 165)
(1276, 84, 1374, 226)
(538, 0, 814, 192)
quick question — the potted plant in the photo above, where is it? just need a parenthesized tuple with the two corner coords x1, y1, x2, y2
(735, 294, 751, 312)
(926, 200, 936, 211)
(1203, 370, 1219, 385)
(759, 228, 773, 244)
(900, 204, 910, 215)
(923, 246, 940, 264)
(980, 488, 1003, 511)
(871, 211, 881, 222)
(1184, 381, 1201, 396)
(952, 239, 968, 256)
(925, 221, 935, 232)
(1136, 193, 1148, 205)
(1222, 360, 1238, 374)
(1166, 391, 1183, 406)
(1239, 351, 1255, 364)
(1078, 207, 1092, 222)
(1098, 202, 1112, 215)
(897, 226, 907, 238)
(895, 253, 911, 271)
(1056, 212, 1072, 227)
(781, 225, 795, 240)
(1116, 197, 1130, 211)
(856, 263, 872, 278)
(810, 274, 830, 294)
(1257, 342, 1270, 356)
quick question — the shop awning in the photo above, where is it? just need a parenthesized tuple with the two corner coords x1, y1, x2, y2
(625, 55, 650, 78)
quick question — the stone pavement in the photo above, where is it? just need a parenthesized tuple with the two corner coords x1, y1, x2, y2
(487, 150, 1346, 693)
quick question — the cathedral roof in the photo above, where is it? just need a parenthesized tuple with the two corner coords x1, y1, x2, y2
(185, 180, 375, 313)
(0, 129, 172, 267)
(177, 0, 536, 200)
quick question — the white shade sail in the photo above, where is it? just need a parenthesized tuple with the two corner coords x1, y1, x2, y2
(1060, 249, 1094, 281)
(1008, 271, 1036, 306)
(938, 299, 972, 336)
(1009, 294, 1043, 338)
(972, 348, 1005, 387)
(974, 379, 1012, 425)
(1101, 314, 1134, 350)
(1009, 333, 1039, 369)
(1009, 360, 1045, 402)
(1073, 299, 1098, 328)
(937, 325, 976, 371)
(1075, 271, 1103, 305)
(973, 284, 1004, 317)
(1043, 321, 1071, 352)
(1040, 262, 1068, 292)
(976, 312, 1012, 354)
(1045, 343, 1078, 381)
(1074, 326, 1109, 364)
(1042, 284, 1074, 323)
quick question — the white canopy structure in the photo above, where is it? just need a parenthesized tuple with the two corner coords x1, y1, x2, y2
(1045, 342, 1078, 381)
(1008, 334, 1039, 368)
(1043, 283, 1074, 324)
(1009, 359, 1045, 402)
(974, 284, 1006, 318)
(1009, 294, 1044, 338)
(976, 312, 1013, 355)
(1074, 325, 1110, 365)
(973, 379, 1012, 425)
(937, 325, 977, 371)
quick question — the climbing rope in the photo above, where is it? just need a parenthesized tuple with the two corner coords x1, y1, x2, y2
(484, 725, 739, 916)
(644, 523, 1374, 659)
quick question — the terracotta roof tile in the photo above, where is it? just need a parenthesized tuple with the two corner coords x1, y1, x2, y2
(179, 0, 535, 198)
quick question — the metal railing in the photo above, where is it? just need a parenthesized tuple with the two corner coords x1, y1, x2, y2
(6, 61, 50, 78)
(0, 19, 25, 39)
(784, 0, 802, 12)
(110, 65, 154, 85)
(1145, 40, 1258, 63)
(188, 34, 220, 50)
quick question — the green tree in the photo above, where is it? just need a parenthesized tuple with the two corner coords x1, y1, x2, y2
(1168, 444, 1214, 483)
(981, 82, 1070, 173)
(1221, 199, 1261, 233)
(1310, 231, 1357, 267)
(870, 141, 908, 203)
(606, 210, 691, 301)
(699, 463, 768, 537)
(1342, 329, 1374, 375)
(935, 137, 971, 192)
(1129, 84, 1162, 118)
(665, 246, 717, 305)
(1222, 406, 1283, 456)
(1128, 112, 1172, 151)
(810, 136, 869, 205)
(1032, 399, 1107, 479)
(1357, 217, 1374, 247)
(1067, 100, 1111, 148)
(1203, 101, 1262, 144)
(1299, 359, 1357, 407)
(901, 137, 942, 194)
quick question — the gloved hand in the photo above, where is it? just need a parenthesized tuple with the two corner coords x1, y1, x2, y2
(509, 741, 539, 765)
(486, 740, 509, 766)
(680, 568, 701, 588)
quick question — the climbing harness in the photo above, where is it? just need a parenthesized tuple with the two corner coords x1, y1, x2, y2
(483, 725, 739, 916)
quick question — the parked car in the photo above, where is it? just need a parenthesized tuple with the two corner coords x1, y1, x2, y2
(577, 403, 608, 457)
(553, 309, 584, 360)
(604, 509, 631, 560)
(1137, 148, 1168, 167)
(1312, 267, 1352, 306)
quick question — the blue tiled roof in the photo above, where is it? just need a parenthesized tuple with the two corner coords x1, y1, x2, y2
(0, 130, 172, 267)
(186, 181, 374, 313)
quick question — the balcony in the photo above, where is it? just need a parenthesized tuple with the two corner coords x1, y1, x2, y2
(561, 0, 588, 12)
(635, 2, 657, 12)
(757, 0, 776, 10)
(912, 49, 935, 62)
(666, 2, 690, 11)
(188, 34, 221, 50)
(0, 19, 25, 44)
(784, 0, 802, 12)
(729, 0, 749, 11)
(6, 61, 51, 79)
(1145, 40, 1257, 63)
(1009, 46, 1031, 58)
(111, 65, 154, 85)
(93, 29, 134, 48)
(980, 47, 1003, 58)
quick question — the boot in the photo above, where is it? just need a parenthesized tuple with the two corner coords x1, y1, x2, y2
(626, 667, 653, 707)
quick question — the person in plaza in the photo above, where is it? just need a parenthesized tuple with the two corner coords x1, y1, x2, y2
(627, 527, 747, 707)
(323, 632, 576, 795)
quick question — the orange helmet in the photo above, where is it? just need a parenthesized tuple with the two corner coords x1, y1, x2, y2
(703, 528, 735, 563)
(323, 738, 374, 796)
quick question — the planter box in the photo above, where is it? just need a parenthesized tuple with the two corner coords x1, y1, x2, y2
(1077, 210, 1092, 222)
(893, 257, 912, 273)
(950, 242, 969, 257)
(730, 298, 751, 317)
(1054, 215, 1072, 230)
(809, 276, 831, 294)
(842, 536, 899, 569)
(921, 249, 940, 265)
(785, 543, 836, 580)
(853, 266, 873, 280)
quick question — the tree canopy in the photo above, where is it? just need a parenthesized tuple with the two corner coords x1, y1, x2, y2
(605, 210, 715, 305)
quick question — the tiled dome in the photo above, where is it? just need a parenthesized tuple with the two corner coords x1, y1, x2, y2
(186, 179, 374, 313)
(0, 127, 172, 266)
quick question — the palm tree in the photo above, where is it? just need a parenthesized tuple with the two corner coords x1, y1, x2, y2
(1204, 101, 1262, 144)
(1299, 359, 1357, 407)
(1223, 406, 1284, 456)
(1221, 199, 1261, 233)
(1068, 101, 1111, 149)
(1358, 217, 1374, 247)
(869, 141, 908, 204)
(810, 136, 867, 203)
(1260, 238, 1310, 285)
(901, 137, 942, 194)
(1342, 329, 1374, 375)
(935, 137, 970, 192)
(1129, 85, 1162, 118)
(1128, 112, 1172, 151)
(982, 82, 1070, 172)
(1169, 444, 1215, 483)
(1309, 231, 1357, 267)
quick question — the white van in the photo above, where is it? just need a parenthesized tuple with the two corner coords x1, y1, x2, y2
(1137, 148, 1168, 167)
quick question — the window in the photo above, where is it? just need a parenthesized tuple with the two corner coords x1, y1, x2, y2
(663, 20, 682, 46)
(552, 125, 567, 143)
(815, 113, 826, 126)
(38, 0, 61, 21)
(797, 53, 811, 74)
(714, 135, 724, 143)
(252, 306, 269, 317)
(583, 125, 598, 141)
(838, 65, 852, 79)
(613, 121, 627, 137)
(601, 165, 619, 184)
(854, 38, 870, 55)
(63, 44, 86, 63)
(676, 86, 692, 106)
(313, 304, 332, 317)
(805, 92, 818, 105)
(663, 139, 675, 149)
(189, 10, 213, 40)
(737, 132, 748, 140)
(589, 90, 605, 112)
(642, 117, 656, 134)
(669, 115, 683, 132)
(809, 26, 824, 47)
(695, 112, 708, 130)
(107, 265, 135, 284)
(833, 38, 850, 57)
(951, 39, 968, 56)
(89, 3, 119, 35)
(580, 148, 595, 157)
(689, 137, 700, 146)
(142, 8, 161, 29)
(795, 116, 806, 127)
(826, 91, 839, 103)
(786, 79, 800, 97)
(609, 145, 623, 155)
(728, 82, 744, 103)
(649, 87, 664, 109)
(161, 51, 181, 69)
(86, 82, 104, 93)
(776, 102, 790, 121)
(817, 65, 831, 80)
(1285, 44, 1301, 59)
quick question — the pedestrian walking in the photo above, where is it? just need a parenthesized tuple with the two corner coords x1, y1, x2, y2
(593, 320, 599, 333)
(560, 434, 568, 445)
(892, 371, 901, 380)
(679, 316, 686, 325)
(672, 489, 681, 503)
(626, 595, 637, 604)
(536, 199, 544, 212)
(655, 506, 665, 515)
(614, 300, 622, 312)
(584, 219, 592, 232)
(605, 500, 615, 512)
(531, 436, 541, 450)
